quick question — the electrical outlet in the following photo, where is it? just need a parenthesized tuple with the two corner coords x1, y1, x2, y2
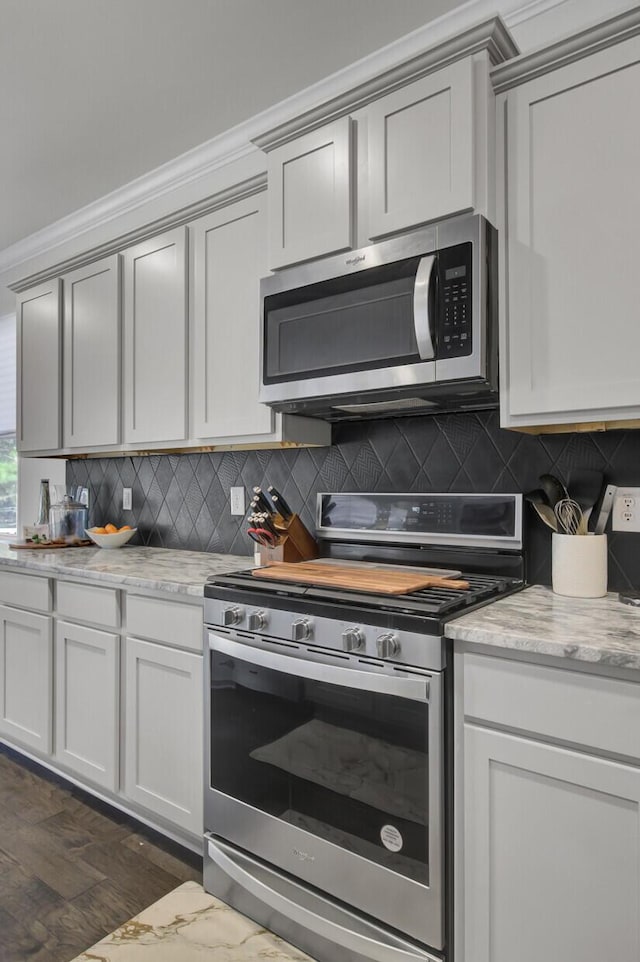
(230, 486, 245, 516)
(122, 487, 132, 511)
(612, 487, 640, 532)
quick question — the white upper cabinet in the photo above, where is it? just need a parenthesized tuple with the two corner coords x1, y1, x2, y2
(16, 280, 61, 453)
(257, 22, 513, 270)
(191, 195, 273, 440)
(63, 255, 120, 449)
(498, 27, 640, 430)
(123, 228, 188, 445)
(367, 59, 474, 239)
(267, 117, 353, 269)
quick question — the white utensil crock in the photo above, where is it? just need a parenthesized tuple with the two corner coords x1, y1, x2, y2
(551, 533, 608, 598)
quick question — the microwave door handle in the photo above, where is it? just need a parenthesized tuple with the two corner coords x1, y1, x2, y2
(413, 254, 436, 360)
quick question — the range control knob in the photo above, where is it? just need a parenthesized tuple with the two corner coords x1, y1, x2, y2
(376, 632, 400, 659)
(223, 605, 244, 627)
(248, 610, 268, 632)
(342, 627, 365, 653)
(292, 618, 313, 642)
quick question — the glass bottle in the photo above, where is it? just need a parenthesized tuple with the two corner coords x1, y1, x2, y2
(37, 479, 50, 526)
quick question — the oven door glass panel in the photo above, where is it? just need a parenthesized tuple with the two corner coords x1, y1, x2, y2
(210, 647, 429, 883)
(263, 258, 423, 384)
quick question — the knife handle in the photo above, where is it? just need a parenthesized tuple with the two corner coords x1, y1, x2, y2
(267, 486, 293, 519)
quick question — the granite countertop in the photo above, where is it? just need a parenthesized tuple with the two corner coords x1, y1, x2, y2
(0, 544, 253, 597)
(448, 584, 640, 672)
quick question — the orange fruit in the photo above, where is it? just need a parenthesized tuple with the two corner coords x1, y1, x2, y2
(105, 523, 118, 534)
(93, 526, 107, 534)
(119, 525, 132, 532)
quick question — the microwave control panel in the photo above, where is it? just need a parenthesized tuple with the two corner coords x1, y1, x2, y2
(438, 242, 472, 358)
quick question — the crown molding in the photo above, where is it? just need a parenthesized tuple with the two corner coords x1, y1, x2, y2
(252, 17, 518, 152)
(504, 0, 571, 28)
(9, 174, 267, 293)
(0, 130, 262, 280)
(492, 4, 640, 91)
(5, 0, 606, 282)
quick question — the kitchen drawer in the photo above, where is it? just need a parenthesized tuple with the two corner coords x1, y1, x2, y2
(126, 594, 202, 652)
(0, 570, 51, 612)
(56, 580, 120, 628)
(463, 652, 640, 761)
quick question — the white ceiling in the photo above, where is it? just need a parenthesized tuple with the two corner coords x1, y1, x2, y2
(1, 0, 467, 254)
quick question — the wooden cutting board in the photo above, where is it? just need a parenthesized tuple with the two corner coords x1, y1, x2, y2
(252, 561, 469, 595)
(9, 540, 93, 550)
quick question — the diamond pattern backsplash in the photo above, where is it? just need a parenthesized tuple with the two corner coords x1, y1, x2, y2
(67, 411, 640, 590)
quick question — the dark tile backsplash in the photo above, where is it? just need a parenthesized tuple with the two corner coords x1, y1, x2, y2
(67, 411, 640, 591)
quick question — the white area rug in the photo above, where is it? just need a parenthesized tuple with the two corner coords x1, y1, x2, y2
(72, 880, 315, 961)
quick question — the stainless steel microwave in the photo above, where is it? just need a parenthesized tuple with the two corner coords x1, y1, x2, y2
(259, 214, 498, 419)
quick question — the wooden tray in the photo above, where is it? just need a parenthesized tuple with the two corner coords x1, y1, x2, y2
(252, 561, 469, 595)
(9, 540, 93, 550)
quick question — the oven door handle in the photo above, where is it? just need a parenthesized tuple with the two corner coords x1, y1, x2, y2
(413, 253, 436, 361)
(209, 631, 430, 703)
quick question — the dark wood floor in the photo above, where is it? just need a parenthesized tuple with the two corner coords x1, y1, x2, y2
(0, 745, 202, 962)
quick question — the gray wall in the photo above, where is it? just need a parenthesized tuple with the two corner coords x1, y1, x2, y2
(68, 412, 640, 591)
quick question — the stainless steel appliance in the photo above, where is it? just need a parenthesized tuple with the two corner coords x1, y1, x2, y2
(203, 492, 524, 962)
(259, 215, 497, 419)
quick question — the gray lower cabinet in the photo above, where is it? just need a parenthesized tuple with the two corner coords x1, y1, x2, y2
(0, 604, 53, 753)
(54, 620, 119, 791)
(124, 636, 203, 835)
(463, 724, 640, 962)
(458, 651, 640, 962)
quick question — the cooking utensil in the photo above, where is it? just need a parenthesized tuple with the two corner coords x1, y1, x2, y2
(533, 502, 559, 531)
(539, 473, 570, 508)
(525, 490, 558, 531)
(267, 486, 293, 519)
(554, 498, 585, 535)
(592, 483, 617, 534)
(568, 469, 603, 527)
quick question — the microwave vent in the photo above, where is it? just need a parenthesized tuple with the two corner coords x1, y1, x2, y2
(332, 398, 437, 415)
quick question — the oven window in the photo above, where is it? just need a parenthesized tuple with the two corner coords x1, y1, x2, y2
(263, 258, 423, 384)
(210, 648, 429, 884)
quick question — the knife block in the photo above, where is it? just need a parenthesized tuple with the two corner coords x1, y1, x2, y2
(256, 513, 318, 565)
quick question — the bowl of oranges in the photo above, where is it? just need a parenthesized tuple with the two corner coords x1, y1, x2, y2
(86, 523, 137, 549)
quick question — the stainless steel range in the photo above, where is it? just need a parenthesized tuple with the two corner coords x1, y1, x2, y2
(203, 493, 524, 962)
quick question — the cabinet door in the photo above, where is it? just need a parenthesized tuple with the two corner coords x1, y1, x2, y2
(463, 724, 640, 962)
(267, 117, 353, 269)
(123, 228, 188, 444)
(504, 39, 640, 424)
(55, 621, 119, 790)
(0, 605, 52, 753)
(63, 255, 120, 448)
(192, 195, 273, 439)
(16, 280, 61, 453)
(124, 637, 202, 835)
(367, 60, 474, 239)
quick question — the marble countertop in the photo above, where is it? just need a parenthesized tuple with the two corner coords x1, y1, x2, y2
(0, 544, 253, 597)
(72, 880, 315, 961)
(448, 584, 640, 672)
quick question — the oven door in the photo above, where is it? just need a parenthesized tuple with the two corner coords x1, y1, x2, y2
(259, 253, 437, 407)
(204, 630, 444, 950)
